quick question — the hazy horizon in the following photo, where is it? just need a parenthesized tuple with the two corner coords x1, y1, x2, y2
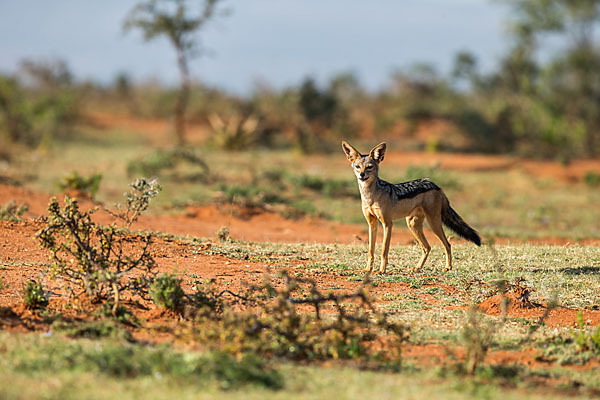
(0, 0, 511, 94)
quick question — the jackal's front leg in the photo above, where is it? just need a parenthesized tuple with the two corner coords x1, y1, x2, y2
(379, 220, 393, 274)
(364, 213, 378, 273)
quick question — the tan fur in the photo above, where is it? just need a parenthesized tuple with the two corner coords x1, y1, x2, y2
(342, 141, 455, 274)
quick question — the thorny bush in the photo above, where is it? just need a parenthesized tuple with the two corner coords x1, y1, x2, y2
(190, 271, 409, 366)
(36, 194, 157, 316)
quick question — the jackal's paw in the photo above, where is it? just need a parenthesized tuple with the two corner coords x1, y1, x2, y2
(377, 268, 387, 274)
(363, 267, 373, 273)
(409, 267, 421, 273)
(443, 266, 452, 272)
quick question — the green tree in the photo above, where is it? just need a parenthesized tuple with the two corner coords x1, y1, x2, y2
(296, 77, 343, 152)
(0, 59, 79, 151)
(451, 51, 478, 89)
(500, 0, 600, 155)
(124, 0, 227, 146)
(0, 75, 29, 144)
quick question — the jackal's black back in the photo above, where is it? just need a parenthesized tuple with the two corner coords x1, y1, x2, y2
(377, 178, 441, 200)
(379, 177, 481, 246)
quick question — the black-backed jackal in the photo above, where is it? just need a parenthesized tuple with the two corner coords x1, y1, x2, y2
(342, 141, 481, 274)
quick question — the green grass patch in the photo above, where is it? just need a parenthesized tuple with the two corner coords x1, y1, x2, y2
(0, 333, 282, 391)
(3, 332, 597, 400)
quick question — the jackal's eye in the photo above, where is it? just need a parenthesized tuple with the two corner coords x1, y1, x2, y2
(354, 165, 360, 169)
(365, 165, 373, 170)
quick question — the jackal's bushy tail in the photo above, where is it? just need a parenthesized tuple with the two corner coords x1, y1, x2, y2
(441, 201, 481, 246)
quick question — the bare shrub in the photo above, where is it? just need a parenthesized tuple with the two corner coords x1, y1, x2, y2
(191, 271, 409, 366)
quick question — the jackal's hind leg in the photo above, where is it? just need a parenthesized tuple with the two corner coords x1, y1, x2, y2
(426, 212, 452, 271)
(406, 211, 430, 272)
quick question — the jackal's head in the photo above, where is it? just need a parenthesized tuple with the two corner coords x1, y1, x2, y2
(341, 141, 386, 183)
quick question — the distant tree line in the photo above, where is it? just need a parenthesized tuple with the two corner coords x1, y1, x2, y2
(1, 0, 599, 159)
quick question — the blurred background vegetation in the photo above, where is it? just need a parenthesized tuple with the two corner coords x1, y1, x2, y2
(1, 0, 599, 159)
(2, 1, 600, 159)
(1, 0, 599, 239)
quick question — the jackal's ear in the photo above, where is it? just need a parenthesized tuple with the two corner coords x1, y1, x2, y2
(341, 141, 361, 162)
(369, 142, 386, 163)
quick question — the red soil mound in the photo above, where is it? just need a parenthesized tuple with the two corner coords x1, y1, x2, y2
(478, 292, 600, 328)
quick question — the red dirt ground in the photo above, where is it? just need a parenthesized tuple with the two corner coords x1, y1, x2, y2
(1, 132, 600, 385)
(1, 183, 599, 378)
(478, 291, 600, 328)
(1, 183, 598, 247)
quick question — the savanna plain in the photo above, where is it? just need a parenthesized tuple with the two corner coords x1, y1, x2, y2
(1, 113, 600, 400)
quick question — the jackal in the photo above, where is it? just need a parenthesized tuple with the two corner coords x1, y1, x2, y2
(342, 141, 481, 273)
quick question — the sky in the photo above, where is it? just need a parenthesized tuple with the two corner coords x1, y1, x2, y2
(0, 0, 512, 94)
